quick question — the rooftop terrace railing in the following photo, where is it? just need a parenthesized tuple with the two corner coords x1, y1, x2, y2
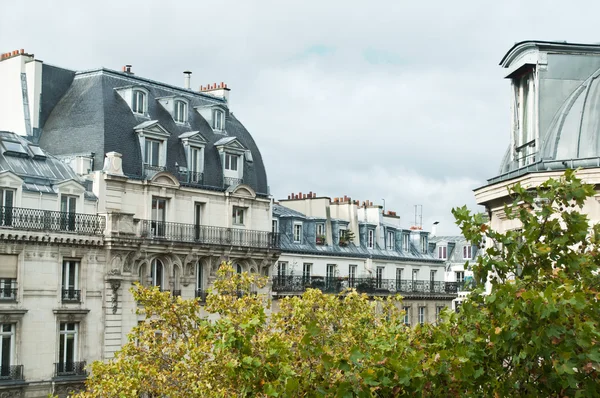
(272, 275, 458, 295)
(0, 206, 105, 236)
(138, 219, 280, 250)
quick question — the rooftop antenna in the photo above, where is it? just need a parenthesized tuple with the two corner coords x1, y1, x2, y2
(414, 205, 423, 228)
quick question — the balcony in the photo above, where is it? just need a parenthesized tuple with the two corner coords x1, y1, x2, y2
(178, 170, 204, 186)
(272, 276, 458, 296)
(61, 289, 81, 303)
(223, 177, 243, 188)
(143, 164, 166, 180)
(0, 365, 23, 382)
(0, 286, 17, 301)
(138, 220, 280, 250)
(0, 206, 105, 236)
(171, 290, 181, 297)
(195, 289, 207, 303)
(54, 361, 87, 378)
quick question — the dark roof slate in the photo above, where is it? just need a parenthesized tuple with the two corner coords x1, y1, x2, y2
(38, 68, 269, 195)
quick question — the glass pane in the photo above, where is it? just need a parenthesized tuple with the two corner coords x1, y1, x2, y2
(151, 142, 159, 166)
(231, 156, 237, 171)
(66, 334, 74, 363)
(4, 191, 12, 208)
(1, 335, 10, 369)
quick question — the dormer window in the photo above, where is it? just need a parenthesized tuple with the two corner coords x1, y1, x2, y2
(224, 153, 238, 171)
(174, 100, 188, 124)
(212, 109, 224, 130)
(132, 90, 147, 115)
(144, 139, 160, 167)
(512, 66, 536, 167)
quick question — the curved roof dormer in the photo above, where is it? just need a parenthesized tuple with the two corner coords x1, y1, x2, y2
(157, 95, 190, 125)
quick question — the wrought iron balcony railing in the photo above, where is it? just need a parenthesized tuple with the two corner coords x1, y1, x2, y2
(195, 289, 207, 303)
(138, 220, 280, 249)
(54, 361, 87, 377)
(223, 177, 243, 188)
(0, 286, 17, 301)
(272, 276, 458, 295)
(61, 289, 81, 303)
(143, 164, 166, 179)
(0, 206, 105, 236)
(0, 365, 23, 381)
(171, 290, 181, 297)
(456, 280, 476, 291)
(178, 170, 204, 186)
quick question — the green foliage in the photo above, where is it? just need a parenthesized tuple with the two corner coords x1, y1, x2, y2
(77, 170, 600, 397)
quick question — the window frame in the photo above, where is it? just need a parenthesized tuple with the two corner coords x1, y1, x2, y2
(174, 100, 188, 124)
(271, 219, 279, 234)
(232, 206, 245, 225)
(132, 89, 147, 115)
(144, 138, 161, 167)
(367, 229, 375, 249)
(455, 271, 465, 283)
(418, 306, 425, 325)
(463, 245, 472, 260)
(293, 223, 303, 243)
(212, 109, 225, 130)
(224, 153, 239, 171)
(387, 230, 394, 250)
(438, 245, 447, 259)
(316, 223, 325, 237)
(403, 306, 410, 326)
(402, 234, 410, 251)
(58, 322, 78, 365)
(0, 323, 14, 368)
(150, 259, 164, 291)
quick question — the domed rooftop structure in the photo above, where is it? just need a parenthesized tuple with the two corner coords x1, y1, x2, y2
(491, 41, 600, 185)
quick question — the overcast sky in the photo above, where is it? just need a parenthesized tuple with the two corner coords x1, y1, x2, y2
(2, 0, 600, 235)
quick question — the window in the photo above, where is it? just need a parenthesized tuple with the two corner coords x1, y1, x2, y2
(513, 69, 536, 166)
(387, 231, 394, 250)
(367, 230, 374, 249)
(277, 262, 287, 277)
(58, 322, 78, 374)
(224, 153, 238, 171)
(196, 262, 205, 301)
(0, 189, 14, 227)
(420, 235, 427, 253)
(150, 259, 164, 290)
(151, 197, 167, 237)
(395, 268, 403, 290)
(316, 223, 325, 236)
(349, 264, 357, 287)
(403, 307, 410, 326)
(60, 195, 77, 232)
(463, 245, 472, 260)
(0, 255, 17, 301)
(189, 147, 202, 177)
(236, 264, 243, 274)
(326, 264, 336, 289)
(144, 139, 161, 167)
(132, 90, 146, 114)
(0, 324, 14, 375)
(418, 306, 425, 325)
(438, 246, 447, 259)
(412, 269, 419, 283)
(272, 219, 278, 234)
(436, 306, 444, 322)
(293, 224, 303, 243)
(212, 109, 224, 130)
(61, 260, 80, 303)
(403, 234, 410, 251)
(376, 267, 384, 289)
(232, 206, 245, 225)
(456, 271, 465, 283)
(174, 100, 187, 123)
(302, 263, 311, 283)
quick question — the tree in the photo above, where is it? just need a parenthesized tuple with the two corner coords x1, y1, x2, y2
(76, 170, 600, 397)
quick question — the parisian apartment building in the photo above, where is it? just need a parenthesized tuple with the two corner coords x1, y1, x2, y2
(271, 193, 459, 325)
(0, 49, 280, 397)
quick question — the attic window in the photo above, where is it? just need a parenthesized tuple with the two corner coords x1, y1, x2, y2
(29, 145, 47, 160)
(174, 100, 187, 123)
(2, 141, 28, 157)
(132, 90, 147, 115)
(212, 109, 224, 130)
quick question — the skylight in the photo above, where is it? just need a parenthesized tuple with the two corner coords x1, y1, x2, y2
(2, 141, 28, 157)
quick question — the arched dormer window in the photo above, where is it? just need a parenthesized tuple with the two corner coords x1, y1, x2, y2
(212, 109, 224, 130)
(174, 100, 188, 124)
(132, 90, 147, 115)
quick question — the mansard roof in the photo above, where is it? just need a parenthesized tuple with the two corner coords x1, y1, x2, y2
(37, 66, 269, 195)
(0, 131, 92, 196)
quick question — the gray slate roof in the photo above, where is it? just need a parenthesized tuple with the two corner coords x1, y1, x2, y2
(0, 131, 93, 197)
(273, 204, 443, 264)
(37, 66, 269, 195)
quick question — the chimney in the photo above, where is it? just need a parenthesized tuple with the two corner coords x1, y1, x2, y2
(123, 65, 133, 74)
(183, 71, 192, 89)
(431, 221, 440, 237)
(103, 152, 125, 176)
(199, 82, 231, 104)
